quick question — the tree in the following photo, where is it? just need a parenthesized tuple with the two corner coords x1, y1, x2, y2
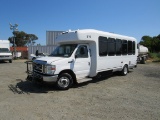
(157, 34, 160, 39)
(139, 34, 160, 52)
(140, 36, 153, 52)
(156, 34, 160, 51)
(152, 36, 160, 52)
(26, 34, 38, 46)
(8, 31, 38, 47)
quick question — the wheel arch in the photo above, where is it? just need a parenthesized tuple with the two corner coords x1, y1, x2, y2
(59, 69, 77, 84)
(122, 63, 128, 69)
(121, 64, 129, 76)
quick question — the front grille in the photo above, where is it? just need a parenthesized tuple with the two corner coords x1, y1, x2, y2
(0, 56, 10, 58)
(33, 63, 44, 73)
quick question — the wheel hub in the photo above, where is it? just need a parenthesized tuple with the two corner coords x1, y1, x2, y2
(124, 67, 127, 74)
(58, 77, 69, 88)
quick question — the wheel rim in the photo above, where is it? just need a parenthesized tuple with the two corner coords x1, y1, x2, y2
(124, 66, 128, 75)
(58, 77, 70, 88)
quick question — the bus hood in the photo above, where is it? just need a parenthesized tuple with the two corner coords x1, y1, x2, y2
(34, 57, 66, 64)
(0, 53, 12, 55)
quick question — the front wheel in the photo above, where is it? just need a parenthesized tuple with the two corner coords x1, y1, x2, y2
(9, 60, 12, 63)
(121, 65, 128, 76)
(56, 73, 73, 90)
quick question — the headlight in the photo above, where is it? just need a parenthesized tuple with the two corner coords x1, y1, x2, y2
(45, 65, 56, 75)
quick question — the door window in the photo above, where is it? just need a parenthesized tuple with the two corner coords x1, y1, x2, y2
(75, 45, 88, 58)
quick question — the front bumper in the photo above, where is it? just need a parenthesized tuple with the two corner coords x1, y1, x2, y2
(27, 72, 58, 83)
(43, 75, 58, 82)
(25, 61, 58, 83)
(0, 56, 12, 60)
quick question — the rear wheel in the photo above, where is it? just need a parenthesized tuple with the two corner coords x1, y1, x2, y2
(140, 57, 146, 64)
(56, 73, 73, 90)
(121, 65, 128, 76)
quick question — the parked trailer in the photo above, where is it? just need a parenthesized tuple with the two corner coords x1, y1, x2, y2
(26, 29, 138, 90)
(0, 40, 12, 63)
(137, 44, 148, 64)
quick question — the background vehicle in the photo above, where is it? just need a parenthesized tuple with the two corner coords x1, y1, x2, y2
(26, 29, 138, 90)
(0, 40, 12, 63)
(30, 52, 49, 60)
(137, 44, 148, 64)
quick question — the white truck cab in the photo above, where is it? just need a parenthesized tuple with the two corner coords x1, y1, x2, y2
(26, 29, 137, 90)
(0, 40, 12, 63)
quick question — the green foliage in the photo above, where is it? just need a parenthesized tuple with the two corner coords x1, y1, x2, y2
(8, 31, 38, 47)
(26, 34, 38, 46)
(139, 34, 160, 52)
(149, 52, 160, 61)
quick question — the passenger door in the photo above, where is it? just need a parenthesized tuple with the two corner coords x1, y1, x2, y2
(73, 44, 91, 79)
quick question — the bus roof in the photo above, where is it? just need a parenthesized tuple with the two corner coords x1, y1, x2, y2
(56, 29, 136, 44)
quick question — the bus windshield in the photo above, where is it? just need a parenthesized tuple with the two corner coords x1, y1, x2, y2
(50, 44, 77, 57)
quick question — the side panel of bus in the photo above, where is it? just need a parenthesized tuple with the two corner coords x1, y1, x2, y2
(96, 36, 137, 73)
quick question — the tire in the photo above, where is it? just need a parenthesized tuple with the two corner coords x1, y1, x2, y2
(140, 57, 146, 64)
(121, 65, 128, 76)
(56, 73, 73, 90)
(9, 60, 12, 63)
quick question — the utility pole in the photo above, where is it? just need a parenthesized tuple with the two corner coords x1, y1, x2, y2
(9, 23, 18, 59)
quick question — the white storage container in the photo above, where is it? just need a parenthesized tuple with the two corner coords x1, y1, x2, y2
(16, 52, 21, 58)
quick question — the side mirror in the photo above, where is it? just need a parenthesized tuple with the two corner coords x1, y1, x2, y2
(35, 50, 38, 56)
(75, 54, 78, 59)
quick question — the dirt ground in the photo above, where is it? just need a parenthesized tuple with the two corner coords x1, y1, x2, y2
(0, 60, 160, 120)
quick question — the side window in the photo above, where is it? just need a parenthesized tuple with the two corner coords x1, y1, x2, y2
(116, 39, 122, 56)
(132, 41, 135, 55)
(122, 40, 127, 55)
(128, 41, 133, 55)
(75, 45, 88, 58)
(108, 38, 115, 56)
(99, 36, 108, 56)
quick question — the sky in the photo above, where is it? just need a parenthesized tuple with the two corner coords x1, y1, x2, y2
(0, 0, 160, 45)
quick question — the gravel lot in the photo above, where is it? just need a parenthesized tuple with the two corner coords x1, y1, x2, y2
(0, 60, 160, 120)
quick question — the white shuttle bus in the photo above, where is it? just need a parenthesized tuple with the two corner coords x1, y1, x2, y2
(26, 29, 138, 90)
